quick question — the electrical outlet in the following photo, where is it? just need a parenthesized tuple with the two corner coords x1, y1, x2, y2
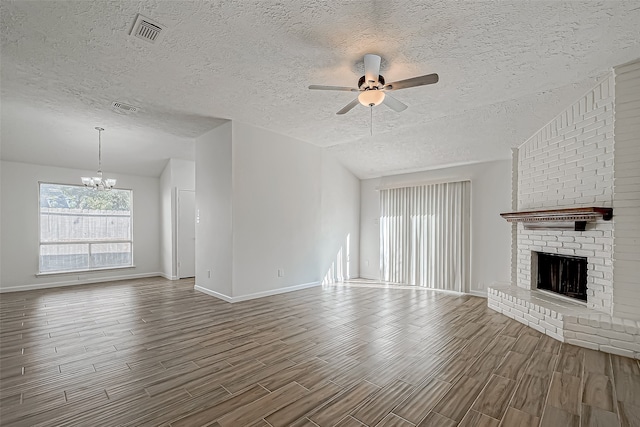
(365, 260, 369, 266)
(277, 269, 284, 277)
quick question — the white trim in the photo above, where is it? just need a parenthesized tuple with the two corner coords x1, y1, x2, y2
(37, 181, 135, 274)
(467, 289, 488, 298)
(195, 281, 321, 303)
(159, 272, 178, 280)
(36, 265, 136, 277)
(194, 285, 233, 302)
(375, 177, 472, 191)
(0, 272, 163, 293)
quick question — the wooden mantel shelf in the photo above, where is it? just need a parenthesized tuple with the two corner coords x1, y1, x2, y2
(500, 207, 613, 231)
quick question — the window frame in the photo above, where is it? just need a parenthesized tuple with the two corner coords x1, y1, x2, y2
(37, 181, 135, 275)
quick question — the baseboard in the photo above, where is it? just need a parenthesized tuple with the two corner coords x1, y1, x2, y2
(0, 272, 165, 293)
(195, 281, 321, 303)
(159, 272, 178, 280)
(467, 289, 488, 298)
(194, 285, 233, 302)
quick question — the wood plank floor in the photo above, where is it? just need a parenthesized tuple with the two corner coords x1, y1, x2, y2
(1, 277, 639, 426)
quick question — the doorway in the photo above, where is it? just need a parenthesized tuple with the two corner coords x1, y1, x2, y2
(177, 189, 196, 278)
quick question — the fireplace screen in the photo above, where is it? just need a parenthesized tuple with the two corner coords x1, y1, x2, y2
(535, 252, 587, 301)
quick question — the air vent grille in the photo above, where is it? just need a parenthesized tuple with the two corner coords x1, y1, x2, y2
(111, 102, 140, 114)
(130, 14, 165, 44)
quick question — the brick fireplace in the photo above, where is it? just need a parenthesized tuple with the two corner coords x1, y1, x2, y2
(488, 60, 640, 359)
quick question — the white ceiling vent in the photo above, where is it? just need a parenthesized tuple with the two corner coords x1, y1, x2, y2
(111, 101, 140, 114)
(130, 14, 165, 44)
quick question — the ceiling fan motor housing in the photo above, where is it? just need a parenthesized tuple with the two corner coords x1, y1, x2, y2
(358, 75, 385, 89)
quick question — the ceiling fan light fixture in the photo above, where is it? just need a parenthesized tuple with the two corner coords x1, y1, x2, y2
(358, 90, 385, 107)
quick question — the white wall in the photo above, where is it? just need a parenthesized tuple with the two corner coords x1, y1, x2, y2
(613, 59, 640, 320)
(359, 160, 512, 294)
(0, 160, 161, 291)
(195, 122, 233, 297)
(160, 158, 195, 279)
(170, 159, 195, 190)
(320, 151, 360, 283)
(0, 159, 3, 284)
(231, 122, 321, 296)
(160, 160, 173, 278)
(194, 121, 360, 301)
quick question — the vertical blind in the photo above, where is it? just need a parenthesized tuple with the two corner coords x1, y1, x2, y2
(379, 180, 470, 291)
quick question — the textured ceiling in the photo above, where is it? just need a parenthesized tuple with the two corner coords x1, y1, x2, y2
(1, 1, 639, 178)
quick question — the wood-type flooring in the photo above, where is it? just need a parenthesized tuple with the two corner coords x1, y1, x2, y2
(0, 277, 639, 426)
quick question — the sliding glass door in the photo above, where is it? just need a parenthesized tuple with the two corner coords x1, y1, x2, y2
(380, 181, 470, 291)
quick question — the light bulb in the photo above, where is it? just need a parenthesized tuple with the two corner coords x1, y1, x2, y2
(358, 90, 385, 107)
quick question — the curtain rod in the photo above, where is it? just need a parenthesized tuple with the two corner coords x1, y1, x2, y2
(375, 178, 471, 192)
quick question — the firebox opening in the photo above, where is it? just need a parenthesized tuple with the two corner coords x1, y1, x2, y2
(534, 252, 588, 302)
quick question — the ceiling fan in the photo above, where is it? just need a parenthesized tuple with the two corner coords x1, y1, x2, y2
(309, 54, 439, 115)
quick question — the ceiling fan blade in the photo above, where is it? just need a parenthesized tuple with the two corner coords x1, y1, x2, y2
(309, 85, 358, 92)
(364, 54, 381, 85)
(384, 73, 439, 91)
(336, 98, 360, 115)
(382, 93, 408, 112)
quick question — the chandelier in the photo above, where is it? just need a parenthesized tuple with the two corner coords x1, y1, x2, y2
(81, 127, 117, 190)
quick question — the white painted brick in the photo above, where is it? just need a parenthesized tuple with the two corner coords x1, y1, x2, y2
(565, 338, 600, 350)
(529, 322, 546, 334)
(515, 316, 528, 325)
(599, 345, 636, 358)
(611, 317, 625, 332)
(599, 318, 612, 330)
(528, 310, 545, 320)
(546, 330, 565, 342)
(524, 313, 540, 324)
(595, 329, 635, 341)
(623, 319, 639, 335)
(513, 73, 622, 327)
(574, 332, 609, 345)
(511, 308, 525, 318)
(588, 317, 603, 328)
(565, 322, 597, 334)
(502, 310, 515, 320)
(539, 320, 557, 333)
(610, 340, 640, 352)
(545, 316, 563, 328)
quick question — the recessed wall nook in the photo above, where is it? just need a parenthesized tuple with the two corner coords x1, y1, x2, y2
(489, 60, 640, 360)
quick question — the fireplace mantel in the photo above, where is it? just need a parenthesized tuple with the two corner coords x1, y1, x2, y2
(500, 207, 613, 231)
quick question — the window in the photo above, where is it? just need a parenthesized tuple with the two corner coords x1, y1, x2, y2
(39, 183, 133, 274)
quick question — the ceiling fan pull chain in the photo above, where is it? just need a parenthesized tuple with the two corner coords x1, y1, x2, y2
(370, 105, 373, 136)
